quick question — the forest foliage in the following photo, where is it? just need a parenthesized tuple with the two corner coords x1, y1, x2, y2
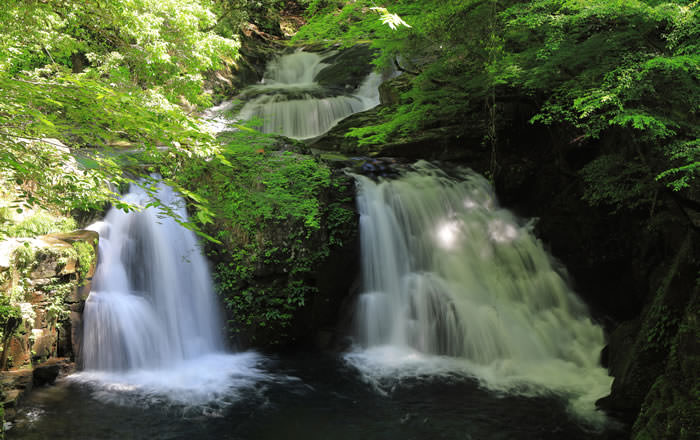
(296, 0, 698, 207)
(0, 0, 239, 232)
(3, 0, 695, 225)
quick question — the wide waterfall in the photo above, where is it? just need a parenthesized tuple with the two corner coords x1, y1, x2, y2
(71, 181, 265, 409)
(238, 49, 382, 139)
(346, 161, 612, 424)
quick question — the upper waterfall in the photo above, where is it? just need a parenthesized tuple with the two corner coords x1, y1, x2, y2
(238, 49, 382, 140)
(346, 161, 612, 425)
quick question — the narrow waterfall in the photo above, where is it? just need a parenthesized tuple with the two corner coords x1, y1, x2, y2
(74, 181, 264, 409)
(238, 49, 382, 139)
(346, 161, 612, 424)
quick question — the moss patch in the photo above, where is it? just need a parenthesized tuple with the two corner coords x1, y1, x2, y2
(72, 241, 95, 284)
(173, 129, 357, 347)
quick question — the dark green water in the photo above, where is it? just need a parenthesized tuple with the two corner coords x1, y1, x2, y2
(8, 354, 625, 440)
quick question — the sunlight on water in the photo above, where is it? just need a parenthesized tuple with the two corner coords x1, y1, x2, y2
(348, 161, 613, 427)
(436, 220, 461, 249)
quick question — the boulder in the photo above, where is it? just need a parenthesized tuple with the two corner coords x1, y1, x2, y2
(32, 363, 59, 386)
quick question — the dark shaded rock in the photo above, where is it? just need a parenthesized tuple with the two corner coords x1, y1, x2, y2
(204, 31, 286, 103)
(595, 229, 697, 433)
(69, 311, 83, 364)
(378, 74, 413, 106)
(314, 45, 376, 92)
(377, 127, 487, 163)
(32, 363, 59, 386)
(351, 157, 402, 180)
(600, 344, 609, 369)
(310, 105, 486, 163)
(631, 290, 700, 439)
(308, 107, 385, 155)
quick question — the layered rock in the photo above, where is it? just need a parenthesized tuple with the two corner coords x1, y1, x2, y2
(0, 230, 98, 368)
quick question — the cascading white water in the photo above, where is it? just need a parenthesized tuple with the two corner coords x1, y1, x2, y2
(238, 50, 382, 139)
(82, 182, 223, 370)
(72, 181, 266, 410)
(346, 161, 612, 425)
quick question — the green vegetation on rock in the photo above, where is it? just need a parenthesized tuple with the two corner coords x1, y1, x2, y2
(72, 240, 95, 285)
(173, 127, 356, 346)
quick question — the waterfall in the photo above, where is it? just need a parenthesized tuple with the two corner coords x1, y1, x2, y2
(82, 182, 223, 370)
(346, 161, 612, 424)
(73, 181, 265, 409)
(238, 49, 382, 139)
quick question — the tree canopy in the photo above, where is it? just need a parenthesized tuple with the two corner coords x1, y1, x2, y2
(0, 0, 239, 233)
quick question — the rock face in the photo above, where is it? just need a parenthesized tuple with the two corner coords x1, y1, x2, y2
(0, 230, 98, 369)
(596, 230, 699, 439)
(632, 292, 700, 439)
(313, 44, 376, 92)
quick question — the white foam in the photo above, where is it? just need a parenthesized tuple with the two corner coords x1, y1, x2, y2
(69, 352, 271, 415)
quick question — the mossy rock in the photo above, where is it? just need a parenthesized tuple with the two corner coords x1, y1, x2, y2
(175, 132, 359, 349)
(632, 291, 700, 440)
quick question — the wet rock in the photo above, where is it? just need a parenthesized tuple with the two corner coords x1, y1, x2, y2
(0, 369, 33, 417)
(351, 158, 402, 180)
